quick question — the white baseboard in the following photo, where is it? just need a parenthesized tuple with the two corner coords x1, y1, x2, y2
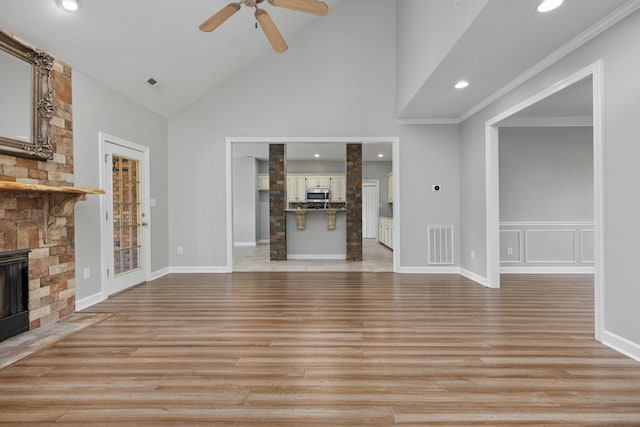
(169, 266, 232, 273)
(234, 242, 257, 247)
(150, 267, 170, 281)
(460, 268, 492, 288)
(286, 254, 346, 260)
(602, 330, 640, 362)
(75, 291, 106, 311)
(396, 266, 460, 274)
(258, 239, 270, 245)
(501, 266, 595, 274)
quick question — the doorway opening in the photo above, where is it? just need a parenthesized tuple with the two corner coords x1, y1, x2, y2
(226, 137, 399, 272)
(485, 61, 603, 339)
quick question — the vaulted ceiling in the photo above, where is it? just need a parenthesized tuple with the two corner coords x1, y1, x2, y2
(0, 0, 636, 121)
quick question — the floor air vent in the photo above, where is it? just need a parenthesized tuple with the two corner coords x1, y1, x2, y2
(428, 225, 454, 265)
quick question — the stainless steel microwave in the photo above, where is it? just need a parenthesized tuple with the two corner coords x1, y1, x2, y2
(306, 188, 330, 201)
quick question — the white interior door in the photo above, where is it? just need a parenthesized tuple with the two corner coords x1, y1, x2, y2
(362, 181, 379, 239)
(103, 138, 150, 296)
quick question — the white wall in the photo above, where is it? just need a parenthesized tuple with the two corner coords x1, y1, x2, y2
(73, 70, 169, 301)
(459, 10, 640, 347)
(396, 0, 488, 115)
(168, 0, 461, 270)
(499, 127, 593, 222)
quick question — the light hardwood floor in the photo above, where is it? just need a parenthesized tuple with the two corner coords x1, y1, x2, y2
(1, 273, 640, 425)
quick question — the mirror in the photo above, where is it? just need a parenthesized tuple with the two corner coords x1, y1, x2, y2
(0, 30, 54, 160)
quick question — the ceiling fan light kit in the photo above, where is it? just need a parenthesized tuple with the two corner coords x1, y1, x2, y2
(199, 0, 329, 53)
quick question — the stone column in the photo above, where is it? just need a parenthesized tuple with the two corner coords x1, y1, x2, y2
(269, 144, 287, 260)
(346, 144, 362, 261)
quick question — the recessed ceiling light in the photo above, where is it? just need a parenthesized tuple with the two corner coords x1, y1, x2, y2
(454, 80, 469, 89)
(537, 0, 563, 13)
(314, 154, 320, 158)
(377, 154, 384, 158)
(55, 0, 80, 11)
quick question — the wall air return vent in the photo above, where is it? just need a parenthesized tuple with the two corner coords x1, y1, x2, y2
(428, 225, 454, 265)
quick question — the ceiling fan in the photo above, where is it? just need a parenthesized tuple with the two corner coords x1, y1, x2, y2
(199, 0, 329, 53)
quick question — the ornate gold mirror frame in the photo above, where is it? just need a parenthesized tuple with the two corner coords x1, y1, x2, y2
(0, 30, 54, 160)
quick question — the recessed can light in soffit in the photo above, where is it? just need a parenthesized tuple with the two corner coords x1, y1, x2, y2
(537, 0, 563, 13)
(454, 80, 469, 89)
(314, 154, 320, 158)
(377, 154, 384, 158)
(55, 0, 80, 11)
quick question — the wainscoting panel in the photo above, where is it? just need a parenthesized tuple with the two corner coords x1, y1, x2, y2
(500, 222, 594, 272)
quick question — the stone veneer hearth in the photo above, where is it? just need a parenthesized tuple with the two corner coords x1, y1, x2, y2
(0, 59, 76, 330)
(346, 144, 363, 261)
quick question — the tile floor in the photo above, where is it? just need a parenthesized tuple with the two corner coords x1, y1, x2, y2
(0, 312, 111, 369)
(233, 238, 393, 272)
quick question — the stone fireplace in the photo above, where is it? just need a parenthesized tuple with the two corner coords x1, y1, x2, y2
(0, 50, 88, 333)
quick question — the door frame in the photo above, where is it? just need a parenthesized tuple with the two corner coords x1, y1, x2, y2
(484, 61, 603, 339)
(99, 132, 152, 296)
(362, 179, 380, 239)
(225, 137, 400, 273)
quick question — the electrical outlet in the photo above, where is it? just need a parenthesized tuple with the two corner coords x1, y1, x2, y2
(507, 247, 513, 256)
(83, 267, 90, 279)
(177, 247, 183, 255)
(470, 250, 475, 260)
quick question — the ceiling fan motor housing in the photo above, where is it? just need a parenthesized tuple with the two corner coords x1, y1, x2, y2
(244, 0, 265, 7)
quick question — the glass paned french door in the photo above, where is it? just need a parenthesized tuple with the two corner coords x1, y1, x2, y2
(111, 155, 141, 276)
(103, 137, 148, 297)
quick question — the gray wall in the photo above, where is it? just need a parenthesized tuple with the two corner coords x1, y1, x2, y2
(499, 127, 593, 222)
(167, 0, 462, 271)
(363, 161, 393, 218)
(459, 10, 640, 345)
(232, 157, 257, 245)
(73, 70, 168, 301)
(286, 160, 345, 174)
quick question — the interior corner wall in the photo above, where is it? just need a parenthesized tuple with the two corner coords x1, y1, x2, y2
(72, 70, 169, 301)
(459, 10, 640, 347)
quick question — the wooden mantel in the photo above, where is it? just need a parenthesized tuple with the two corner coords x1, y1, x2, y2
(0, 181, 104, 243)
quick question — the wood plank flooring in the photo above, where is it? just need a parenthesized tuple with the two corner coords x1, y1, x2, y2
(1, 273, 640, 425)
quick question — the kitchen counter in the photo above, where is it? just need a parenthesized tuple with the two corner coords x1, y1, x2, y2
(285, 209, 346, 260)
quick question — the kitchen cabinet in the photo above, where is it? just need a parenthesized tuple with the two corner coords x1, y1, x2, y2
(257, 173, 269, 191)
(306, 176, 331, 189)
(287, 175, 306, 202)
(330, 175, 346, 202)
(387, 172, 393, 203)
(378, 217, 393, 249)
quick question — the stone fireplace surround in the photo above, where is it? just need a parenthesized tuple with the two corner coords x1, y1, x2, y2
(0, 56, 82, 332)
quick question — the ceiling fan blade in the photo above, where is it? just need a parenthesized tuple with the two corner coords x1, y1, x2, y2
(199, 3, 241, 32)
(255, 9, 288, 53)
(268, 0, 329, 16)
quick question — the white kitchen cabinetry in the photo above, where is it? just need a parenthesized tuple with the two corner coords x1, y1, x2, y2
(330, 175, 346, 202)
(387, 173, 393, 203)
(378, 217, 393, 249)
(287, 175, 306, 202)
(306, 176, 331, 189)
(257, 173, 269, 191)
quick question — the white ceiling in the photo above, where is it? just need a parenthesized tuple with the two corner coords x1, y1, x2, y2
(232, 141, 392, 162)
(398, 0, 630, 121)
(0, 0, 345, 118)
(0, 0, 634, 121)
